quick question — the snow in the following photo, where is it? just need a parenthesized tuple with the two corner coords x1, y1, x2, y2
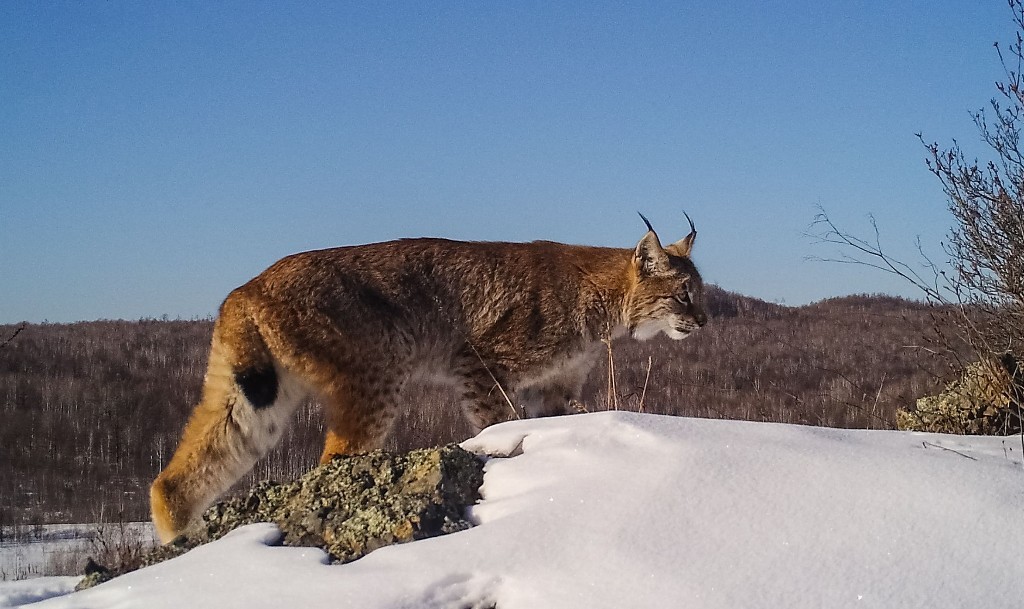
(4, 412, 1023, 608)
(0, 578, 80, 608)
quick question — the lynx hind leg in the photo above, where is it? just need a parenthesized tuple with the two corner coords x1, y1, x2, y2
(318, 371, 404, 463)
(150, 303, 302, 544)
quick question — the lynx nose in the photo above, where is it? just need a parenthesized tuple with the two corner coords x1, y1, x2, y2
(695, 312, 708, 327)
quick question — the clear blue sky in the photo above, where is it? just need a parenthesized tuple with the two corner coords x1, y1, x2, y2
(0, 1, 1013, 322)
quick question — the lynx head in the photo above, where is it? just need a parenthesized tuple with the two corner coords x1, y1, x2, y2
(626, 213, 708, 340)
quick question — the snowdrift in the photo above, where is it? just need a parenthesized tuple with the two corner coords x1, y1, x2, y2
(7, 412, 1024, 608)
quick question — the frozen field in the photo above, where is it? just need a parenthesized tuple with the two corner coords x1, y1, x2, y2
(0, 522, 156, 582)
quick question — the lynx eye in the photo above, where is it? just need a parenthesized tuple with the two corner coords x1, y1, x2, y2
(674, 293, 690, 306)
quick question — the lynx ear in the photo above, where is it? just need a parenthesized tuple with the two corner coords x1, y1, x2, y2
(666, 212, 697, 258)
(634, 214, 671, 276)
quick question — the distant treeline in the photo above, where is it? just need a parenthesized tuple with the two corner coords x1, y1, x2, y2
(0, 288, 957, 526)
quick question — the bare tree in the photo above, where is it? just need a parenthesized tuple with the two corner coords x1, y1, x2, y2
(920, 0, 1024, 359)
(1, 324, 25, 350)
(810, 1, 1024, 443)
(816, 0, 1024, 367)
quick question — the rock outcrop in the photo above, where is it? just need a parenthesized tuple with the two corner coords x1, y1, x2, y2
(897, 353, 1024, 435)
(78, 444, 484, 589)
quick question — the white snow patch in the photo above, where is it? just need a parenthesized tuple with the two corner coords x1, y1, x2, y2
(5, 412, 1023, 608)
(0, 577, 80, 607)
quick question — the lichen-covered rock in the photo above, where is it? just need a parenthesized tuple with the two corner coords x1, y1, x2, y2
(897, 354, 1024, 435)
(78, 444, 484, 588)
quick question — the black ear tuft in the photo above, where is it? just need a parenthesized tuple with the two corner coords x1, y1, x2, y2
(637, 212, 655, 233)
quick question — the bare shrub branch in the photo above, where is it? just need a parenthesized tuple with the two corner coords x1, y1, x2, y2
(1, 324, 25, 349)
(812, 0, 1024, 368)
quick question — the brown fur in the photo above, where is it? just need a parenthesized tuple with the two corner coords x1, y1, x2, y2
(150, 220, 707, 542)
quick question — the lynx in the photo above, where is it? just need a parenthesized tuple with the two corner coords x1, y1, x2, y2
(150, 215, 707, 542)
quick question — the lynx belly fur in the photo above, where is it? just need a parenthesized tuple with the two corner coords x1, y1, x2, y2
(150, 215, 707, 543)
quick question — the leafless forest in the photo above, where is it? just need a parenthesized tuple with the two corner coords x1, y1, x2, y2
(0, 288, 959, 529)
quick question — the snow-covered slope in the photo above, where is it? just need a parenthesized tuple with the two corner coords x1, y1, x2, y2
(7, 412, 1024, 608)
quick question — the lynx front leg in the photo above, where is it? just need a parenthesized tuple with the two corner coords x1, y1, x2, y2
(459, 367, 521, 433)
(518, 384, 579, 418)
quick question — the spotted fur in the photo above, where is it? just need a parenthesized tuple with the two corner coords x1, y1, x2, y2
(150, 217, 707, 542)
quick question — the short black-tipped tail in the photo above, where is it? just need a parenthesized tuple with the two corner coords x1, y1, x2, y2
(236, 365, 278, 409)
